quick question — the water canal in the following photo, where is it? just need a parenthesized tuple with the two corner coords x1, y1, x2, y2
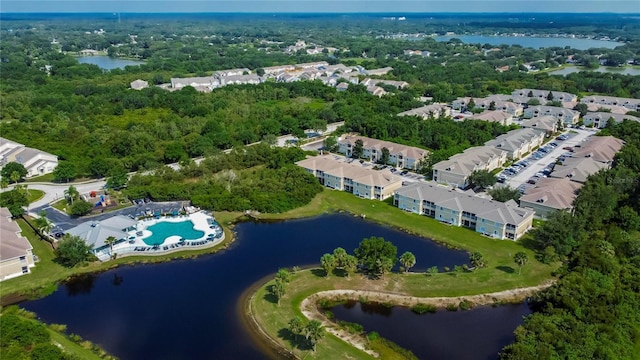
(21, 214, 526, 359)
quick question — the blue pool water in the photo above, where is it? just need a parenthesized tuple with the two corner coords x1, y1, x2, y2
(143, 221, 204, 245)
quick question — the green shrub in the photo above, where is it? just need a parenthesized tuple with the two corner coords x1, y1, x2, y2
(411, 303, 437, 314)
(446, 303, 458, 311)
(337, 320, 364, 334)
(324, 310, 334, 320)
(459, 300, 474, 311)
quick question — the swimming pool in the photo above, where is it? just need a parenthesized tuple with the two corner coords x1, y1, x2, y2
(142, 220, 205, 246)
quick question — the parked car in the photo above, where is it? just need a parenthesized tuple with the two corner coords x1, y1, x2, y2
(549, 142, 558, 147)
(400, 170, 408, 175)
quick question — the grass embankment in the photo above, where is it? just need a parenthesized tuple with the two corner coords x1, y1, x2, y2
(3, 307, 105, 360)
(26, 189, 45, 204)
(24, 173, 55, 183)
(248, 189, 556, 358)
(0, 218, 235, 300)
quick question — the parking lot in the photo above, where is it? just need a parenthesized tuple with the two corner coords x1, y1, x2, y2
(500, 129, 594, 191)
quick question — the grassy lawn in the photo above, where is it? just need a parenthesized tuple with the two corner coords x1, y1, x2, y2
(26, 189, 45, 204)
(251, 273, 377, 360)
(25, 173, 55, 183)
(51, 199, 70, 214)
(246, 189, 556, 358)
(4, 188, 556, 358)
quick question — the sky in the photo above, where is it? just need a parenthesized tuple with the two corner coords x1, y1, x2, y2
(1, 0, 639, 13)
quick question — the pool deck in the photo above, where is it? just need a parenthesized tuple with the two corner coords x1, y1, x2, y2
(95, 211, 225, 261)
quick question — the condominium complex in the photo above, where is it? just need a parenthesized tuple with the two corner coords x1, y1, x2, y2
(511, 89, 578, 103)
(485, 128, 546, 160)
(296, 155, 403, 200)
(523, 106, 580, 125)
(337, 134, 429, 170)
(582, 112, 639, 129)
(394, 182, 534, 240)
(580, 95, 640, 112)
(432, 146, 507, 189)
(0, 207, 36, 281)
(520, 178, 582, 218)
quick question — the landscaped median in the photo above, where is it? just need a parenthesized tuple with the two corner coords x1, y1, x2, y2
(243, 189, 557, 359)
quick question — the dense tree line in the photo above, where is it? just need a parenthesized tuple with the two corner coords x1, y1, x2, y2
(124, 144, 323, 213)
(501, 120, 640, 359)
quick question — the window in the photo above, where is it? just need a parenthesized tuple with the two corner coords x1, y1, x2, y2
(19, 256, 26, 263)
(21, 266, 28, 274)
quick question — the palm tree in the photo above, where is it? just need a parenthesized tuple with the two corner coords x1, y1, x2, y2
(332, 247, 347, 269)
(288, 317, 304, 342)
(305, 320, 324, 352)
(105, 236, 117, 257)
(399, 251, 416, 273)
(514, 252, 529, 275)
(343, 255, 358, 278)
(64, 185, 79, 204)
(469, 251, 486, 270)
(10, 171, 20, 185)
(320, 253, 336, 278)
(272, 278, 286, 306)
(34, 211, 52, 237)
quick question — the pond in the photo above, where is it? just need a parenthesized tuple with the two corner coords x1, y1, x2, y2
(19, 214, 476, 359)
(434, 35, 624, 50)
(331, 301, 532, 360)
(77, 55, 145, 70)
(548, 66, 640, 76)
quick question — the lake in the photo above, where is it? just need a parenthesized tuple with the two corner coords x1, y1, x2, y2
(77, 55, 145, 70)
(21, 214, 472, 359)
(434, 35, 624, 50)
(548, 66, 640, 76)
(331, 301, 532, 360)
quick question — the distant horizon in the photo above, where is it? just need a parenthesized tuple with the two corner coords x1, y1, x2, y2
(2, 1, 639, 14)
(2, 11, 640, 14)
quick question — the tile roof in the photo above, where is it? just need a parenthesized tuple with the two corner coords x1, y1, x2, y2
(520, 178, 582, 210)
(339, 135, 429, 160)
(550, 157, 609, 183)
(295, 155, 402, 188)
(571, 135, 624, 163)
(396, 182, 534, 226)
(485, 128, 544, 152)
(433, 146, 505, 175)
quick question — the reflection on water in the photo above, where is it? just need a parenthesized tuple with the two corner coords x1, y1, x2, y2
(20, 214, 470, 359)
(331, 301, 533, 360)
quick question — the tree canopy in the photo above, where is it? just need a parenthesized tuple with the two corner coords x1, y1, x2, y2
(55, 235, 93, 267)
(354, 236, 398, 276)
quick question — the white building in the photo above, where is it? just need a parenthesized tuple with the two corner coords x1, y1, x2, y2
(524, 106, 580, 125)
(0, 138, 58, 178)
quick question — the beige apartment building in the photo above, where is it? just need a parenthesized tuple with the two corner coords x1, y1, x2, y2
(0, 207, 36, 281)
(296, 155, 402, 200)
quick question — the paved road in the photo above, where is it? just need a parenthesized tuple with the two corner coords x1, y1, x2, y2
(7, 180, 107, 211)
(1, 121, 346, 230)
(33, 201, 185, 232)
(505, 129, 594, 189)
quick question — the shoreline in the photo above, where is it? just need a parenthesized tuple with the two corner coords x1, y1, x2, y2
(243, 272, 555, 359)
